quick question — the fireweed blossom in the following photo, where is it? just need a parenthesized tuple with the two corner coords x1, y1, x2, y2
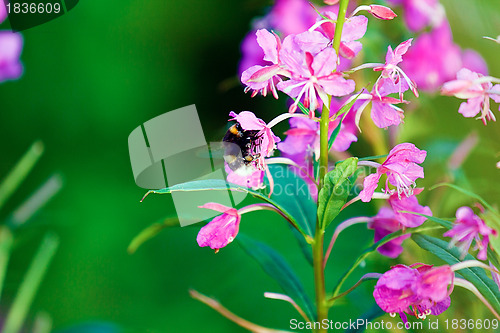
(196, 203, 242, 253)
(368, 207, 411, 258)
(310, 11, 368, 60)
(367, 191, 431, 258)
(359, 143, 427, 202)
(402, 21, 488, 92)
(241, 30, 290, 99)
(441, 68, 500, 124)
(386, 0, 445, 32)
(443, 206, 498, 260)
(277, 31, 355, 114)
(388, 190, 432, 228)
(351, 39, 418, 100)
(373, 264, 452, 324)
(350, 80, 409, 129)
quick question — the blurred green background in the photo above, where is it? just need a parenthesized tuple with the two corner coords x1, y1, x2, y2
(0, 0, 499, 332)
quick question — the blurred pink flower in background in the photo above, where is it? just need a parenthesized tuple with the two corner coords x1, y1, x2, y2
(388, 190, 432, 228)
(441, 68, 500, 124)
(368, 207, 410, 258)
(444, 206, 497, 260)
(402, 22, 487, 92)
(0, 32, 24, 83)
(0, 0, 7, 23)
(386, 0, 445, 32)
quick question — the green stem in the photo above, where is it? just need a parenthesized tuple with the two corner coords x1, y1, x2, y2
(313, 1, 349, 331)
(332, 0, 349, 54)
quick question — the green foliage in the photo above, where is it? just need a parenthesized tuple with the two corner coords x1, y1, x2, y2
(317, 158, 358, 229)
(412, 234, 500, 314)
(237, 233, 316, 321)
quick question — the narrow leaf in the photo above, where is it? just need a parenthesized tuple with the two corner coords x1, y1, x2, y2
(0, 141, 44, 211)
(332, 224, 444, 297)
(0, 226, 13, 302)
(128, 217, 180, 254)
(144, 179, 312, 240)
(3, 233, 59, 333)
(412, 234, 500, 314)
(317, 158, 358, 229)
(237, 233, 316, 321)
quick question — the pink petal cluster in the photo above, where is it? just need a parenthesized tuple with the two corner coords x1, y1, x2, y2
(386, 0, 445, 32)
(441, 68, 500, 124)
(196, 203, 242, 253)
(314, 11, 368, 60)
(360, 143, 427, 202)
(373, 39, 418, 99)
(353, 80, 410, 129)
(369, 191, 431, 258)
(402, 21, 488, 92)
(368, 207, 410, 258)
(388, 190, 432, 228)
(374, 264, 453, 324)
(443, 206, 497, 260)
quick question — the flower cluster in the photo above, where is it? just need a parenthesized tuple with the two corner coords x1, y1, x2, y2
(374, 264, 453, 324)
(444, 206, 498, 260)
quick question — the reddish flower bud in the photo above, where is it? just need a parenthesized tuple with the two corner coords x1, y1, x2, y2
(369, 5, 397, 20)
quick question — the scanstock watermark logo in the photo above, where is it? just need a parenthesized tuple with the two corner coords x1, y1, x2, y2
(128, 105, 248, 227)
(2, 0, 79, 31)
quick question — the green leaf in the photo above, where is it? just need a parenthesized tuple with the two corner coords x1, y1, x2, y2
(145, 178, 313, 241)
(345, 304, 385, 333)
(328, 94, 361, 151)
(399, 212, 453, 229)
(0, 141, 44, 211)
(128, 217, 180, 254)
(291, 98, 312, 117)
(237, 233, 316, 321)
(412, 234, 500, 314)
(332, 223, 444, 297)
(3, 233, 59, 333)
(317, 158, 358, 229)
(267, 164, 316, 239)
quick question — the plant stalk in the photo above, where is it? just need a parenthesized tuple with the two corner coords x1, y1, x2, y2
(313, 1, 349, 331)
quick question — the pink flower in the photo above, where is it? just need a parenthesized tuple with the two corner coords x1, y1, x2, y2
(386, 0, 445, 32)
(402, 21, 488, 92)
(359, 143, 427, 202)
(368, 207, 410, 258)
(443, 206, 498, 260)
(374, 264, 451, 324)
(268, 0, 318, 36)
(388, 190, 432, 228)
(278, 32, 355, 114)
(353, 80, 410, 129)
(314, 11, 368, 60)
(241, 30, 290, 99)
(373, 39, 418, 98)
(196, 203, 241, 253)
(225, 164, 265, 190)
(0, 32, 24, 83)
(441, 68, 500, 125)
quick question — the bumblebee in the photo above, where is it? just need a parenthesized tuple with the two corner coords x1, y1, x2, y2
(223, 123, 261, 172)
